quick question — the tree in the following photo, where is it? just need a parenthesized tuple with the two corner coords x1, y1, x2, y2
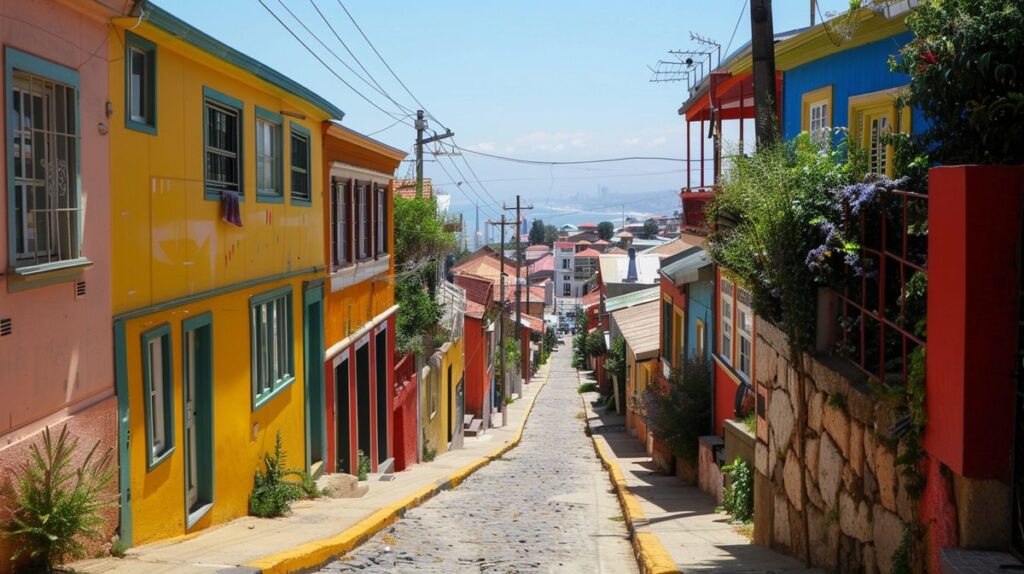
(394, 195, 457, 267)
(642, 219, 659, 239)
(529, 219, 546, 245)
(597, 221, 614, 241)
(543, 225, 558, 247)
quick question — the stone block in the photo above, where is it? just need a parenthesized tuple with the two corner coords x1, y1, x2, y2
(876, 443, 897, 512)
(864, 464, 879, 504)
(896, 467, 914, 524)
(774, 492, 792, 550)
(807, 504, 839, 571)
(788, 501, 808, 562)
(842, 464, 861, 495)
(784, 448, 803, 511)
(873, 505, 904, 574)
(768, 434, 779, 481)
(839, 491, 872, 542)
(850, 420, 864, 477)
(840, 535, 865, 572)
(808, 390, 824, 434)
(864, 543, 877, 574)
(755, 438, 769, 476)
(864, 430, 877, 475)
(822, 400, 850, 458)
(769, 388, 795, 454)
(319, 473, 369, 498)
(954, 473, 1012, 550)
(806, 436, 820, 478)
(754, 470, 774, 547)
(846, 383, 875, 425)
(757, 343, 776, 387)
(818, 432, 844, 510)
(806, 468, 825, 510)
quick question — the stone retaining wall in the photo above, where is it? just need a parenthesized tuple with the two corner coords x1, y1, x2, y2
(753, 321, 911, 573)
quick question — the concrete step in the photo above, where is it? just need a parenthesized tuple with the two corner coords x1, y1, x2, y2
(464, 418, 484, 437)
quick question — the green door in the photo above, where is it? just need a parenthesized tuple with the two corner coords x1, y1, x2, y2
(304, 284, 326, 473)
(182, 314, 214, 527)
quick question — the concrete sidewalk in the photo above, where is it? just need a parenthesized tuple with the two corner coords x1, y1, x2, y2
(581, 388, 821, 573)
(73, 364, 550, 574)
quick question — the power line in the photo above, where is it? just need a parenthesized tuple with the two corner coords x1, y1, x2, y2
(430, 168, 688, 186)
(724, 0, 749, 58)
(336, 0, 450, 133)
(256, 0, 412, 125)
(455, 146, 691, 165)
(365, 114, 415, 136)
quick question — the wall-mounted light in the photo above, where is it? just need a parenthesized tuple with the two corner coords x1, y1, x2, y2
(281, 110, 306, 120)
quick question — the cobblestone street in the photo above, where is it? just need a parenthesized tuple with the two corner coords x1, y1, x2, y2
(320, 343, 637, 573)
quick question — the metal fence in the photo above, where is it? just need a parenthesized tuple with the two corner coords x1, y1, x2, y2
(830, 188, 928, 385)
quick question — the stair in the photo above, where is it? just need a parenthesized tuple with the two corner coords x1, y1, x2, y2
(464, 416, 484, 437)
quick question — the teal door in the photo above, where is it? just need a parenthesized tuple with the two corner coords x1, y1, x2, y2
(182, 314, 214, 527)
(114, 321, 132, 546)
(304, 284, 326, 473)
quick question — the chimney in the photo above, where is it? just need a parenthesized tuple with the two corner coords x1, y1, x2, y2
(625, 248, 638, 283)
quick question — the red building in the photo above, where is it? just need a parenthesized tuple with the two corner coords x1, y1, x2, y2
(455, 274, 496, 432)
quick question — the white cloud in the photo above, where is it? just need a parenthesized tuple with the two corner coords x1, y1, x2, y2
(622, 137, 641, 146)
(474, 141, 496, 152)
(649, 136, 667, 147)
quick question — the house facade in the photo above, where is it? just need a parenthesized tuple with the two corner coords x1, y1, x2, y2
(0, 1, 129, 567)
(321, 122, 404, 476)
(455, 273, 495, 432)
(108, 3, 340, 545)
(553, 241, 574, 298)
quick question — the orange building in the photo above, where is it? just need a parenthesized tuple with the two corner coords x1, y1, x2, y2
(320, 122, 404, 475)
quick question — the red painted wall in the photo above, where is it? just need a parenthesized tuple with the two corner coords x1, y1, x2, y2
(714, 364, 738, 437)
(392, 371, 418, 472)
(464, 316, 489, 417)
(925, 166, 1024, 481)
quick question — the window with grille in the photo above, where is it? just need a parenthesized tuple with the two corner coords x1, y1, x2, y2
(251, 288, 294, 409)
(290, 127, 310, 204)
(867, 115, 890, 176)
(10, 67, 81, 269)
(720, 278, 734, 364)
(204, 92, 242, 197)
(256, 114, 281, 200)
(142, 324, 174, 468)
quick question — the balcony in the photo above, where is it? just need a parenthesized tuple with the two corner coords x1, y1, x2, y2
(679, 186, 716, 235)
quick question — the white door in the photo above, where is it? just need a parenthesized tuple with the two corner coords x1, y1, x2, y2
(184, 330, 198, 510)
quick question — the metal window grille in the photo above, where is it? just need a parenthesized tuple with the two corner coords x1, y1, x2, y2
(831, 189, 927, 385)
(11, 71, 80, 268)
(204, 100, 240, 194)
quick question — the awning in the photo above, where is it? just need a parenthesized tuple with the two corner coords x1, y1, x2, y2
(610, 300, 660, 360)
(660, 248, 713, 286)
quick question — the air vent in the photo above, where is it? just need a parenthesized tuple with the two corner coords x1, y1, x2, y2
(75, 280, 86, 299)
(0, 318, 11, 338)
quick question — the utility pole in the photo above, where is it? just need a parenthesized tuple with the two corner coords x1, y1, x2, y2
(414, 110, 454, 198)
(487, 215, 518, 427)
(750, 0, 779, 148)
(504, 196, 533, 387)
(810, 0, 816, 26)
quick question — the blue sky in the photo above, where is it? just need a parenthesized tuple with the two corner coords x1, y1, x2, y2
(165, 1, 854, 221)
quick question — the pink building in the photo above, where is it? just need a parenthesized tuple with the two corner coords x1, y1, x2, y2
(0, 1, 127, 568)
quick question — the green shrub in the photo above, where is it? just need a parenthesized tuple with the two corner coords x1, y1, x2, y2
(422, 443, 437, 463)
(248, 432, 320, 518)
(639, 355, 712, 465)
(721, 457, 754, 523)
(577, 382, 597, 394)
(357, 450, 371, 481)
(0, 426, 114, 571)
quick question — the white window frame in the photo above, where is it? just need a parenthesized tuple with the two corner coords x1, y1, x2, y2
(251, 288, 294, 410)
(808, 99, 829, 145)
(720, 278, 734, 364)
(142, 324, 174, 468)
(737, 289, 754, 381)
(255, 116, 281, 198)
(357, 182, 368, 260)
(128, 46, 151, 125)
(332, 178, 348, 267)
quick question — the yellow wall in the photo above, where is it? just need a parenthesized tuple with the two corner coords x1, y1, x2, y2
(421, 334, 464, 456)
(325, 278, 393, 348)
(109, 22, 327, 317)
(122, 277, 309, 544)
(109, 20, 331, 544)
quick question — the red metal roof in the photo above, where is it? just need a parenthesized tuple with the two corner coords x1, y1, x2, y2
(593, 239, 609, 245)
(578, 222, 598, 229)
(454, 273, 493, 310)
(576, 248, 602, 257)
(554, 241, 575, 248)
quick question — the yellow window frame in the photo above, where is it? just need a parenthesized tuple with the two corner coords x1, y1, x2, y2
(848, 87, 912, 178)
(800, 85, 833, 136)
(673, 308, 684, 368)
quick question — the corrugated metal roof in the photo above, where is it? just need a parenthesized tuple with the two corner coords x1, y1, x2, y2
(604, 287, 661, 313)
(661, 248, 712, 285)
(611, 300, 661, 360)
(598, 253, 662, 285)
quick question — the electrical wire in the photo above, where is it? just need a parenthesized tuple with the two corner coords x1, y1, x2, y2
(256, 0, 413, 126)
(724, 0, 749, 59)
(454, 146, 691, 165)
(365, 115, 414, 137)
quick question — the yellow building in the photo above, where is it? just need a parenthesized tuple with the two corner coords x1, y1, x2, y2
(421, 281, 467, 458)
(109, 3, 342, 545)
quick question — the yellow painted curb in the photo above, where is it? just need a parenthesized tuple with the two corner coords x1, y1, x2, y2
(581, 393, 680, 574)
(247, 364, 552, 574)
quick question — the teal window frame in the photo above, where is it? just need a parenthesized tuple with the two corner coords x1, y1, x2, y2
(182, 313, 214, 527)
(250, 286, 295, 410)
(4, 47, 89, 278)
(289, 122, 312, 206)
(255, 107, 283, 203)
(124, 31, 157, 135)
(202, 86, 244, 201)
(141, 324, 174, 471)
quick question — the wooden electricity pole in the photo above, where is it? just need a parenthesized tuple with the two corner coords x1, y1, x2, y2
(414, 110, 453, 198)
(487, 215, 518, 427)
(504, 196, 533, 385)
(749, 0, 779, 148)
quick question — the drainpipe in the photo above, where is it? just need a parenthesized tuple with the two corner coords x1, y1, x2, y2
(416, 340, 424, 464)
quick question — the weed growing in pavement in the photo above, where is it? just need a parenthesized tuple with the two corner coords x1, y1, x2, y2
(249, 432, 321, 518)
(577, 382, 597, 394)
